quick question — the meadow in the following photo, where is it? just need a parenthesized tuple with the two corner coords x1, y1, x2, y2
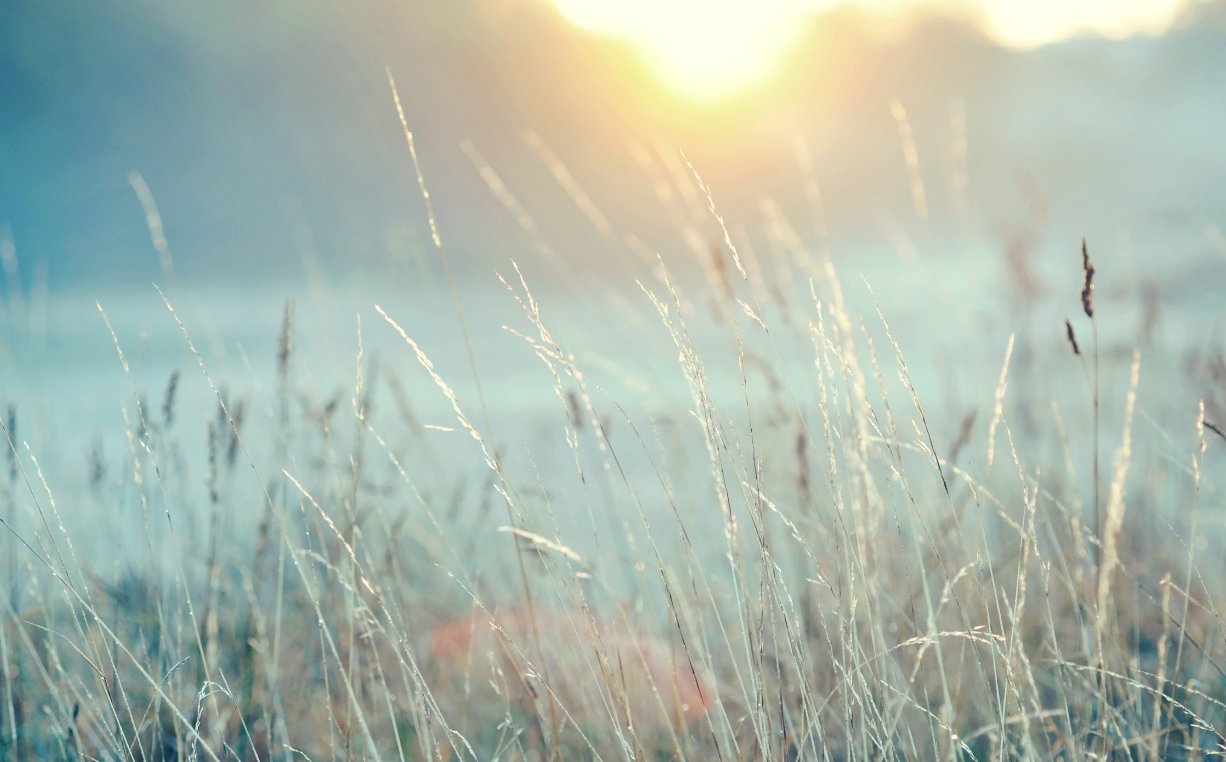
(2, 101, 1226, 761)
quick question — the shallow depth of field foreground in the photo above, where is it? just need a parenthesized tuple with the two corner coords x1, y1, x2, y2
(4, 1, 1226, 760)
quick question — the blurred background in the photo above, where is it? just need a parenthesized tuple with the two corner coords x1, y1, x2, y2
(1, 0, 1224, 528)
(7, 6, 1226, 755)
(3, 0, 1225, 288)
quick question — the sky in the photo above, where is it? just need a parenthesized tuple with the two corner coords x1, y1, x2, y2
(554, 0, 1187, 47)
(1, 0, 1223, 290)
(550, 0, 1189, 100)
(963, 0, 1185, 45)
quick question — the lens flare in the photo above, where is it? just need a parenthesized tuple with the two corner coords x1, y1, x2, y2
(551, 0, 812, 102)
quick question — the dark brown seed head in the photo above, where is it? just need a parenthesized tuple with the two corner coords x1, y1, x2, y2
(1065, 318, 1081, 356)
(1080, 238, 1095, 319)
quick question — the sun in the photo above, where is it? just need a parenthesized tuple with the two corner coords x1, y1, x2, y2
(551, 0, 814, 103)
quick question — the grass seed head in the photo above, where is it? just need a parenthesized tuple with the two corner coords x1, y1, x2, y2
(1080, 238, 1095, 318)
(1065, 318, 1081, 356)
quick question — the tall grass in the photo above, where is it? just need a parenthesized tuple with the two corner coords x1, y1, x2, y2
(1, 130, 1225, 761)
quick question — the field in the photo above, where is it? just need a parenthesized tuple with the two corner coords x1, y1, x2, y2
(3, 148, 1225, 759)
(4, 7, 1226, 757)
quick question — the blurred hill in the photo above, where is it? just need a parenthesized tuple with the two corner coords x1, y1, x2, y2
(1, 0, 1225, 289)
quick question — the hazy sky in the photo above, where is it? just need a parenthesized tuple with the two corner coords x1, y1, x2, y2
(550, 0, 1189, 100)
(3, 0, 1220, 286)
(556, 0, 1187, 47)
(966, 0, 1185, 46)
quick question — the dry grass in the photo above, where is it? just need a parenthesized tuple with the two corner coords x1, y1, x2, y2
(1, 121, 1225, 761)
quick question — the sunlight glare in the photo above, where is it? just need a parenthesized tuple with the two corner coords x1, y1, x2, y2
(551, 0, 813, 103)
(551, 0, 1188, 98)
